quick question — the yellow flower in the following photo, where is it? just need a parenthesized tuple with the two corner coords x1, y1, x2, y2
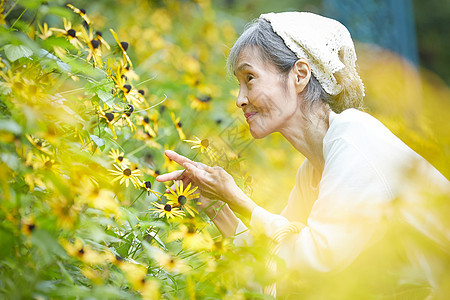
(0, 1, 5, 27)
(139, 115, 157, 137)
(118, 261, 160, 299)
(61, 239, 104, 265)
(97, 106, 117, 139)
(90, 189, 121, 217)
(108, 148, 130, 166)
(50, 18, 83, 49)
(34, 154, 59, 172)
(153, 250, 188, 273)
(26, 134, 52, 155)
(110, 29, 133, 67)
(81, 266, 103, 285)
(167, 223, 214, 251)
(140, 180, 162, 199)
(135, 129, 161, 149)
(165, 181, 199, 217)
(123, 64, 139, 81)
(170, 112, 185, 140)
(111, 65, 145, 107)
(79, 26, 103, 67)
(189, 94, 212, 111)
(184, 136, 217, 163)
(113, 104, 137, 132)
(21, 216, 37, 236)
(24, 173, 46, 191)
(48, 197, 80, 229)
(150, 202, 184, 220)
(110, 164, 141, 188)
(37, 22, 53, 40)
(66, 4, 92, 26)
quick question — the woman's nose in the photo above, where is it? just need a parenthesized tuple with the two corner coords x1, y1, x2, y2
(236, 89, 248, 108)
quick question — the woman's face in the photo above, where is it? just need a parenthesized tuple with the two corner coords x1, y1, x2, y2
(234, 47, 299, 139)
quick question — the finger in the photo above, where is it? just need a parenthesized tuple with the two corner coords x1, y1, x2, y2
(156, 169, 184, 182)
(183, 162, 209, 180)
(165, 150, 194, 167)
(196, 162, 213, 172)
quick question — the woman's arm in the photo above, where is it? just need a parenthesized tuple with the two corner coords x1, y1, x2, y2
(198, 195, 240, 238)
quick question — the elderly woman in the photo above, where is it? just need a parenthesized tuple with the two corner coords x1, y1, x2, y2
(157, 12, 449, 296)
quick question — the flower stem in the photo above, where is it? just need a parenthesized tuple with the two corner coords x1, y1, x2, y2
(128, 190, 145, 207)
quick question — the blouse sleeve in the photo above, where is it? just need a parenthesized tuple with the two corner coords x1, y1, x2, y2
(233, 219, 253, 247)
(233, 163, 306, 247)
(249, 137, 392, 272)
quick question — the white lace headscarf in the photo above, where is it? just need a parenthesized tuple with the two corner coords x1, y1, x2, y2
(260, 12, 364, 96)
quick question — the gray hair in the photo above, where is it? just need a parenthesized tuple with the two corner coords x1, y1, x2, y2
(227, 18, 363, 113)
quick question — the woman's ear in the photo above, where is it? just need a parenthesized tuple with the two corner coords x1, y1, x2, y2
(293, 58, 311, 94)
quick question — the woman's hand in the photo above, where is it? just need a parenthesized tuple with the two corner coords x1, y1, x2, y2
(156, 150, 236, 201)
(156, 150, 257, 218)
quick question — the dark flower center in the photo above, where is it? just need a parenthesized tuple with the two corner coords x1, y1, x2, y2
(144, 181, 152, 189)
(123, 84, 132, 94)
(67, 29, 76, 38)
(105, 112, 114, 122)
(45, 161, 53, 168)
(178, 195, 187, 205)
(143, 116, 150, 124)
(91, 39, 100, 49)
(78, 248, 85, 255)
(115, 255, 124, 261)
(27, 224, 36, 231)
(95, 31, 102, 37)
(164, 204, 172, 212)
(118, 156, 124, 162)
(120, 41, 129, 51)
(123, 168, 132, 176)
(177, 122, 182, 127)
(125, 105, 134, 117)
(199, 96, 211, 102)
(155, 170, 160, 175)
(187, 226, 196, 234)
(138, 89, 145, 95)
(200, 139, 209, 148)
(80, 8, 86, 14)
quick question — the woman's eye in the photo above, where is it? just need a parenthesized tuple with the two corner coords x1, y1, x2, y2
(247, 75, 254, 82)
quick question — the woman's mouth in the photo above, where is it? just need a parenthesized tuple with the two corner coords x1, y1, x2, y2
(245, 112, 257, 122)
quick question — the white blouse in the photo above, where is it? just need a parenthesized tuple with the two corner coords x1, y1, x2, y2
(234, 108, 449, 274)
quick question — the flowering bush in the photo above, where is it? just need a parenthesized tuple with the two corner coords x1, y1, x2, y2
(0, 0, 268, 298)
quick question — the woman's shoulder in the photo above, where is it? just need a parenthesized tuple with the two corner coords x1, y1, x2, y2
(324, 108, 418, 176)
(324, 108, 408, 154)
(326, 108, 391, 141)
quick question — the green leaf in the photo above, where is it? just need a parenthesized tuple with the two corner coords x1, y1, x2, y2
(0, 119, 22, 134)
(4, 44, 33, 62)
(1, 153, 19, 170)
(0, 227, 15, 258)
(31, 229, 67, 264)
(90, 134, 105, 151)
(97, 90, 115, 108)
